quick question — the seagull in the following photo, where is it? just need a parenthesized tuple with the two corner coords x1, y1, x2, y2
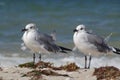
(73, 24, 120, 69)
(21, 23, 72, 64)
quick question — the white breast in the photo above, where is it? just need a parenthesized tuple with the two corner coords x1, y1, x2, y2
(73, 32, 103, 56)
(22, 31, 48, 53)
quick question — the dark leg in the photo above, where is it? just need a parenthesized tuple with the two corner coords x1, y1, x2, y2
(33, 53, 35, 64)
(85, 56, 87, 69)
(88, 56, 92, 69)
(39, 54, 41, 61)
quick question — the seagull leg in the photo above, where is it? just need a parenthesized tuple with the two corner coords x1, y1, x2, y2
(88, 55, 92, 69)
(33, 53, 35, 64)
(85, 55, 87, 69)
(39, 54, 41, 61)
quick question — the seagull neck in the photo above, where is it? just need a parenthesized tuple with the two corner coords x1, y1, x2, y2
(30, 29, 38, 33)
(78, 30, 87, 34)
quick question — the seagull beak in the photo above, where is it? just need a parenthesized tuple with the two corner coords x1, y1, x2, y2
(73, 29, 78, 32)
(22, 28, 28, 32)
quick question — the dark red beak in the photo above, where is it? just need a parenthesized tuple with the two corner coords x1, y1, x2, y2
(22, 28, 27, 32)
(73, 29, 78, 32)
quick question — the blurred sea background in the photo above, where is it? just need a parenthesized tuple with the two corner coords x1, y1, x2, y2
(0, 0, 120, 68)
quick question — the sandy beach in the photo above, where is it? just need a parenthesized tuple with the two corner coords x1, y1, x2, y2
(0, 61, 120, 80)
(0, 67, 96, 80)
(0, 67, 31, 80)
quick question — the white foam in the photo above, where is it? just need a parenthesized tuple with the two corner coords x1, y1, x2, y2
(0, 53, 120, 69)
(43, 55, 120, 69)
(0, 54, 31, 67)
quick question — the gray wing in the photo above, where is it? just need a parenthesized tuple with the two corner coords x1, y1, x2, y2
(43, 42, 61, 53)
(87, 32, 111, 52)
(38, 32, 55, 43)
(36, 32, 61, 53)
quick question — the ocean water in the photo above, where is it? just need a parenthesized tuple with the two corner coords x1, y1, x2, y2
(0, 0, 120, 68)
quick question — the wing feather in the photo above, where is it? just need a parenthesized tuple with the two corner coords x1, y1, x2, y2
(87, 32, 110, 52)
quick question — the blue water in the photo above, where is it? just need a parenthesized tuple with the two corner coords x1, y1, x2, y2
(0, 0, 120, 68)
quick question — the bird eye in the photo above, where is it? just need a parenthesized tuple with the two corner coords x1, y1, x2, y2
(30, 27, 32, 29)
(80, 28, 83, 30)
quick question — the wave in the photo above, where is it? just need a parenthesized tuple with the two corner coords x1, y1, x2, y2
(0, 51, 120, 69)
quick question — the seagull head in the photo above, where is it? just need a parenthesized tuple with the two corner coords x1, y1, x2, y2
(73, 24, 86, 33)
(22, 23, 37, 32)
